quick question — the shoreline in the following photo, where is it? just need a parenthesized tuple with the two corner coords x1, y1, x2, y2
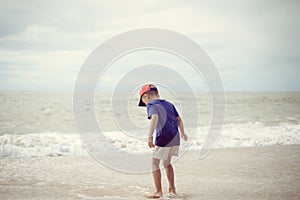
(1, 145, 299, 199)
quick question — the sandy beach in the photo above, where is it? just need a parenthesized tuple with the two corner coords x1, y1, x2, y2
(0, 145, 299, 200)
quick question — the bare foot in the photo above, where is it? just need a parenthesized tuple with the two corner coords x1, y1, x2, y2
(146, 192, 162, 199)
(168, 188, 177, 197)
(167, 192, 177, 198)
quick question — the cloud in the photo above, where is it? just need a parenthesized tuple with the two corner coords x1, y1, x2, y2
(0, 0, 299, 91)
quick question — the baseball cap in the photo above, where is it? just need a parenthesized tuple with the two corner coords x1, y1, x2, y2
(138, 84, 158, 107)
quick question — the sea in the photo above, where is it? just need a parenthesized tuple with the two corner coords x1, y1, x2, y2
(0, 91, 300, 158)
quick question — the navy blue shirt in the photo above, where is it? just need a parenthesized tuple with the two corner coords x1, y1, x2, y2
(147, 99, 180, 147)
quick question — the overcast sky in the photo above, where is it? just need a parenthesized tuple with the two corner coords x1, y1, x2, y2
(0, 0, 299, 91)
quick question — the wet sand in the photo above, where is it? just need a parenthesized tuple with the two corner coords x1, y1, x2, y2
(1, 145, 299, 199)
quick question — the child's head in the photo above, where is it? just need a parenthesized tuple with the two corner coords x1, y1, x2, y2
(138, 84, 159, 107)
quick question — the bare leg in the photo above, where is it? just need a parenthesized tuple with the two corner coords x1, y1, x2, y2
(151, 158, 163, 197)
(163, 156, 176, 195)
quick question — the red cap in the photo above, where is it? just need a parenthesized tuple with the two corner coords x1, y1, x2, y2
(138, 84, 158, 107)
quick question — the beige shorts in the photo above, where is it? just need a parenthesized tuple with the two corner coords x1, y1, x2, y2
(152, 146, 179, 161)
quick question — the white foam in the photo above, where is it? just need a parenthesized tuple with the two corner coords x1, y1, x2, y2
(0, 123, 299, 158)
(190, 122, 300, 149)
(0, 132, 87, 158)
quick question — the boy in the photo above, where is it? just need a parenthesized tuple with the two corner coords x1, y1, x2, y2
(138, 84, 188, 198)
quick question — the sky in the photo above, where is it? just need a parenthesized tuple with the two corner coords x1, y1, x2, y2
(0, 0, 299, 91)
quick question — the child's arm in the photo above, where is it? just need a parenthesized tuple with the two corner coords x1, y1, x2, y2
(177, 116, 188, 141)
(148, 114, 158, 148)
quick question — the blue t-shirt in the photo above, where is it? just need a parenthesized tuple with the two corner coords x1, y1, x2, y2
(147, 99, 180, 147)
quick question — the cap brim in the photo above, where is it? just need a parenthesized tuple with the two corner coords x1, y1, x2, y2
(138, 97, 146, 107)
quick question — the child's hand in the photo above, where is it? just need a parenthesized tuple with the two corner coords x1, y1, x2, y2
(148, 137, 155, 148)
(181, 133, 188, 141)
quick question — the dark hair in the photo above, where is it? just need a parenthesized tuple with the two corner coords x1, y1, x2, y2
(146, 90, 159, 96)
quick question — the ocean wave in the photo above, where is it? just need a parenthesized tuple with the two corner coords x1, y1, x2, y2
(0, 133, 87, 158)
(0, 123, 300, 158)
(191, 122, 300, 149)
